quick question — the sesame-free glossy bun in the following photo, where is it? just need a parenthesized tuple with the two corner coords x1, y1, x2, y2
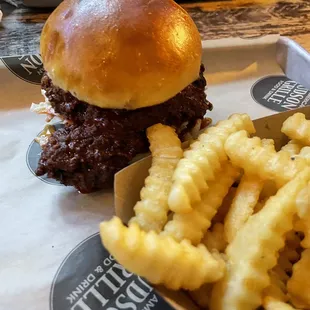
(40, 0, 202, 110)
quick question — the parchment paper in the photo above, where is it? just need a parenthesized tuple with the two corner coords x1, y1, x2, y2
(0, 36, 309, 310)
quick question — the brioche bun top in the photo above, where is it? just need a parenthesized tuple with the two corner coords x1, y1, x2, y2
(40, 0, 202, 109)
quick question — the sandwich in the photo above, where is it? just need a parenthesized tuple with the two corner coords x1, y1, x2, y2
(31, 0, 212, 193)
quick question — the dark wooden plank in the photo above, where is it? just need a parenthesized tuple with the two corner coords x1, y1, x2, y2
(0, 0, 52, 55)
(0, 0, 310, 56)
(185, 0, 310, 40)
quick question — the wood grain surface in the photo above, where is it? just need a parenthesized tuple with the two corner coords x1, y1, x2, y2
(0, 0, 310, 56)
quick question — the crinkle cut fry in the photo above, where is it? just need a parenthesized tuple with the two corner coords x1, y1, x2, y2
(224, 173, 264, 243)
(129, 124, 183, 232)
(202, 223, 227, 253)
(293, 182, 310, 248)
(294, 219, 310, 248)
(260, 141, 304, 201)
(224, 130, 307, 187)
(296, 146, 310, 164)
(264, 230, 302, 304)
(262, 138, 276, 152)
(100, 217, 225, 291)
(162, 162, 239, 244)
(281, 113, 310, 146)
(287, 249, 310, 309)
(279, 140, 303, 156)
(263, 297, 300, 310)
(264, 269, 289, 302)
(168, 114, 255, 213)
(210, 168, 310, 310)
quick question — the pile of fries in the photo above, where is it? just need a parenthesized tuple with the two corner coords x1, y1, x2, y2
(100, 112, 310, 310)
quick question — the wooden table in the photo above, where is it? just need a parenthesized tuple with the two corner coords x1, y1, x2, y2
(0, 0, 310, 56)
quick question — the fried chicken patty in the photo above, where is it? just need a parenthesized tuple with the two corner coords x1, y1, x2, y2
(36, 65, 212, 193)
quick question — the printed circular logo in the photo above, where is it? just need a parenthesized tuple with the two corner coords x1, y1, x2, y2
(50, 233, 173, 310)
(26, 123, 64, 186)
(1, 55, 44, 85)
(251, 75, 310, 112)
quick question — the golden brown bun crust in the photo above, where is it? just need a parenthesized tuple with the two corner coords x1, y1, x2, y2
(40, 0, 202, 109)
